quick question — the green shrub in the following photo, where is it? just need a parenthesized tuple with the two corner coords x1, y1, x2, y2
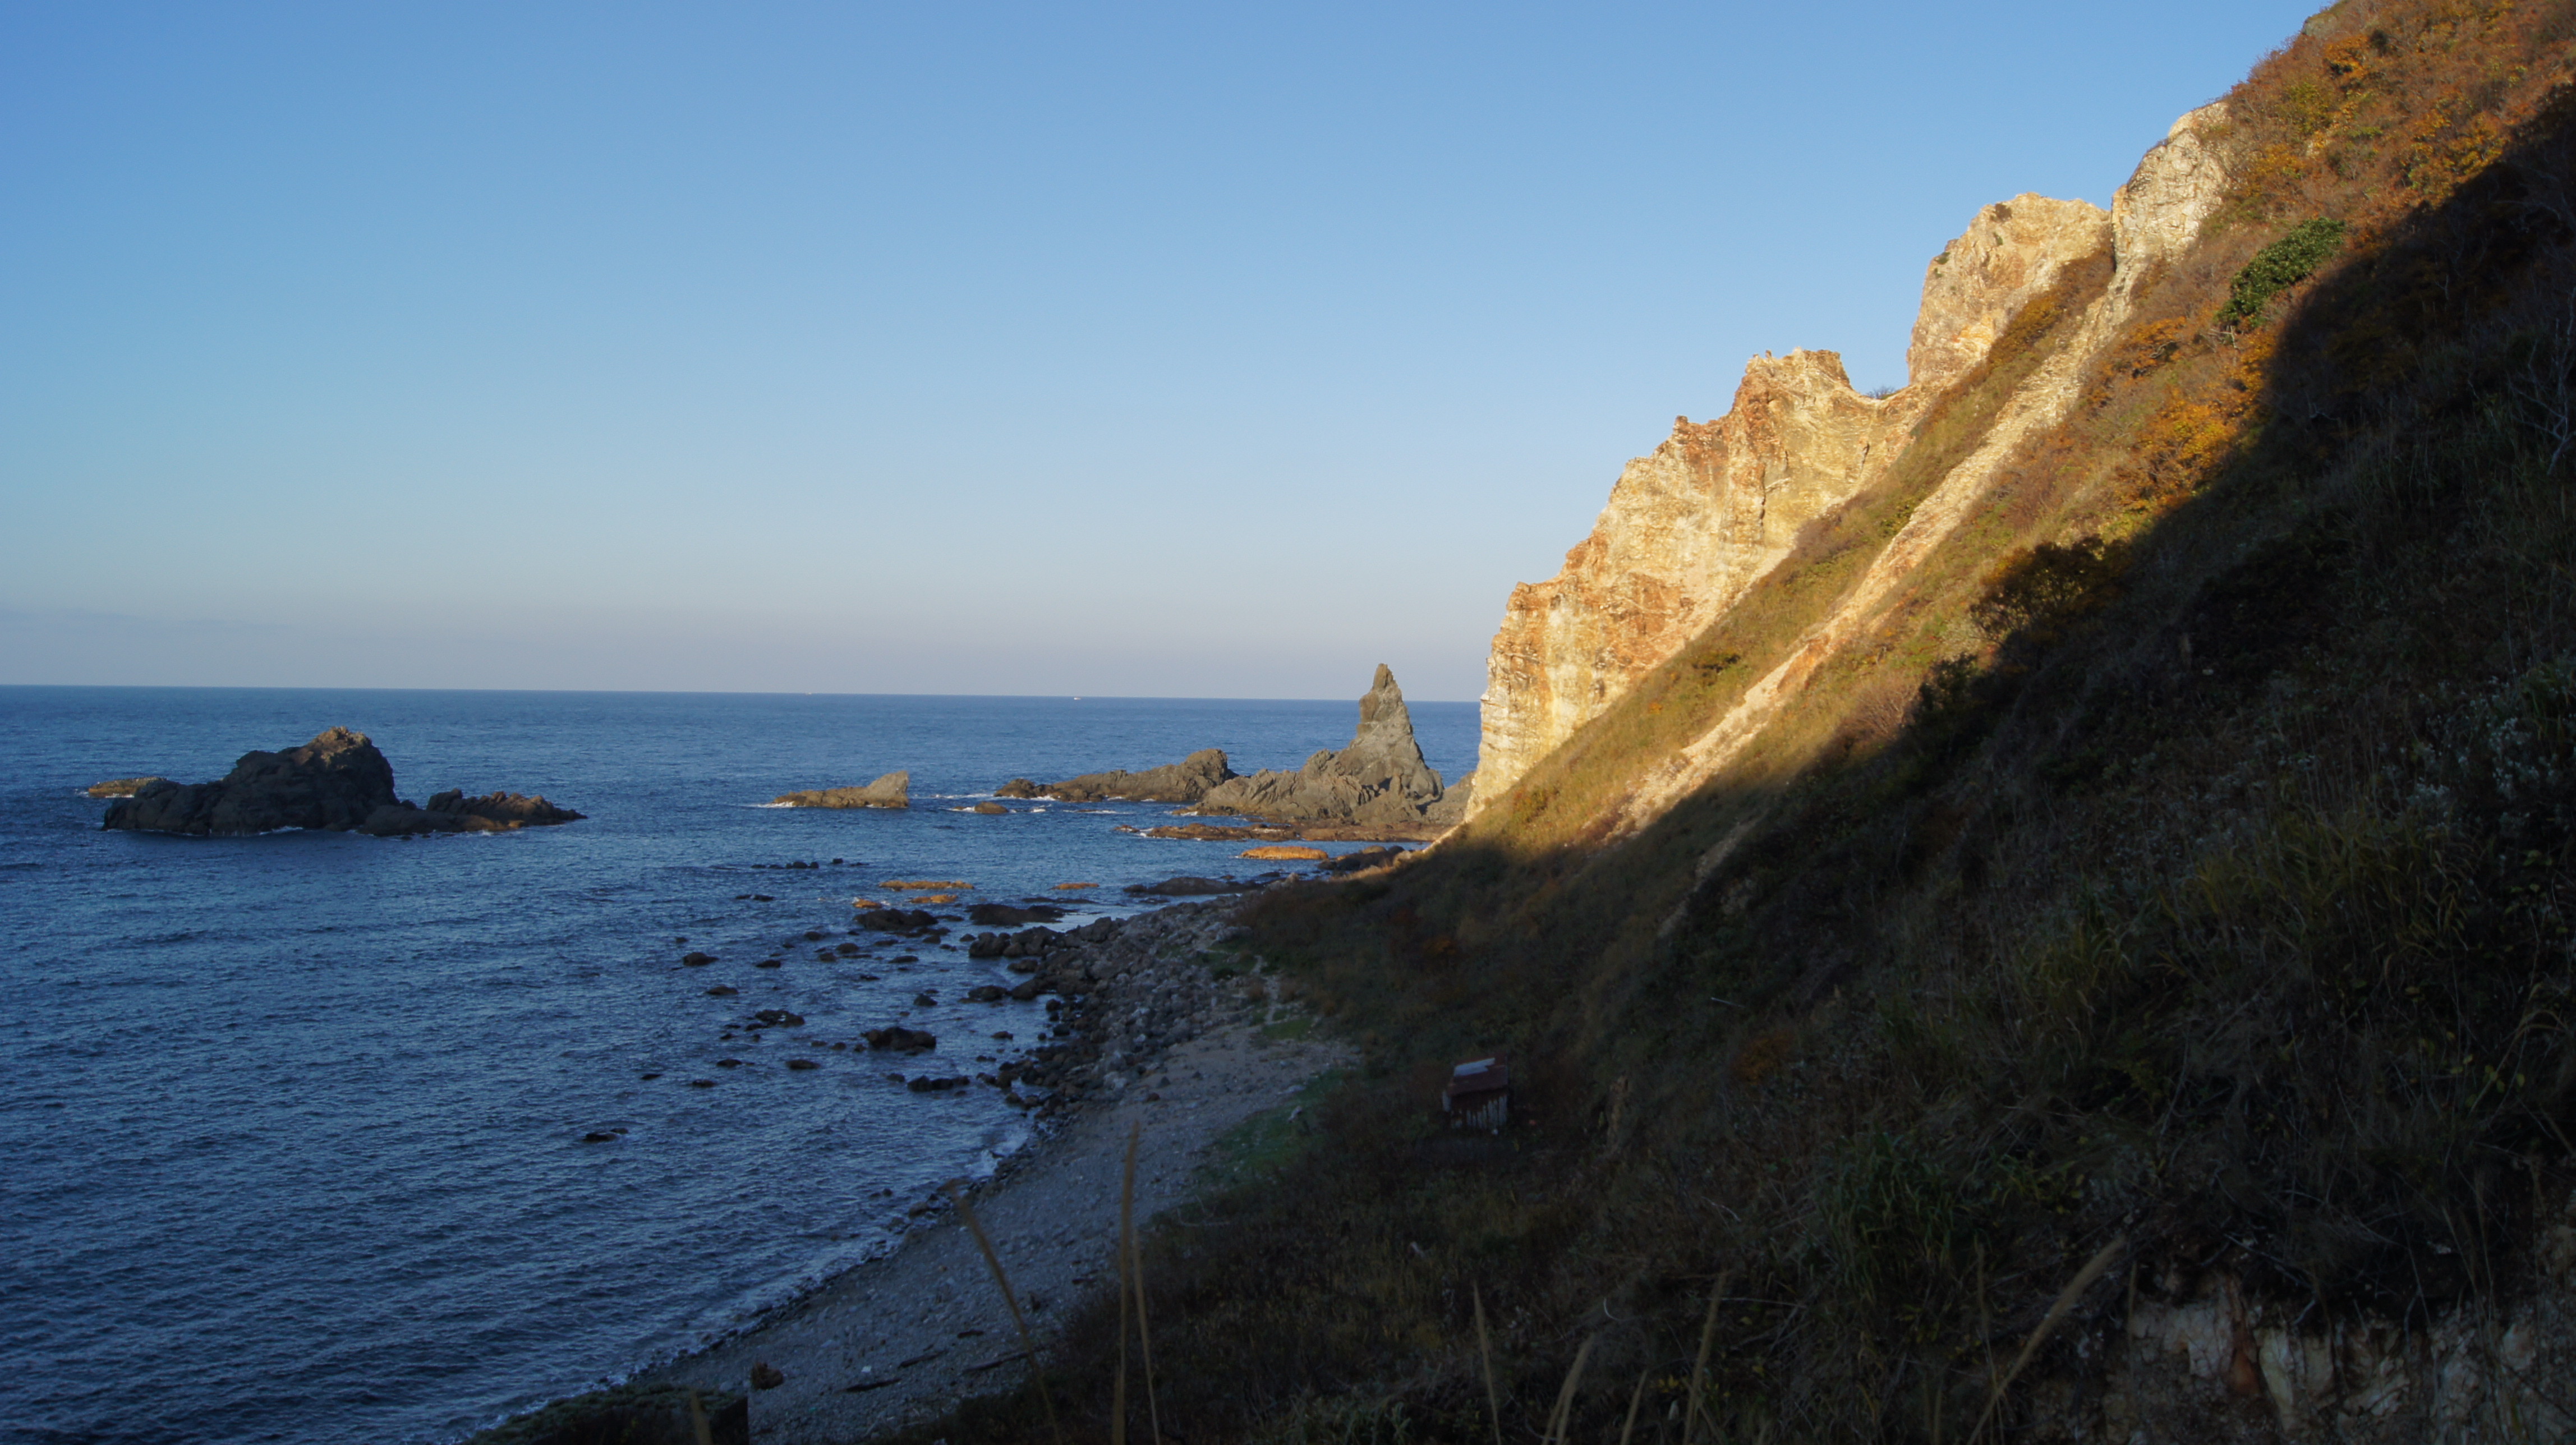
(2217, 217, 2349, 329)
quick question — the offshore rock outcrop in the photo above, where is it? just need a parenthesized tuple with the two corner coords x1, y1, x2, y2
(1473, 192, 2120, 811)
(102, 728, 583, 836)
(772, 772, 910, 809)
(1195, 665, 1459, 828)
(993, 748, 1238, 804)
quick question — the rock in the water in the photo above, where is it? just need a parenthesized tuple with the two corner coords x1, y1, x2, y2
(103, 728, 400, 835)
(86, 776, 164, 799)
(862, 1025, 938, 1052)
(358, 789, 585, 836)
(771, 772, 910, 809)
(967, 902, 1065, 926)
(1124, 876, 1254, 896)
(1009, 748, 1238, 804)
(1240, 844, 1328, 860)
(99, 726, 583, 837)
(1194, 667, 1460, 827)
(967, 802, 1008, 814)
(854, 907, 937, 933)
(750, 1361, 785, 1390)
(426, 789, 585, 827)
(1319, 845, 1407, 874)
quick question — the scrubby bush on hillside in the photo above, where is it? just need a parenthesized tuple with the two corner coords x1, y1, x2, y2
(2215, 217, 2348, 329)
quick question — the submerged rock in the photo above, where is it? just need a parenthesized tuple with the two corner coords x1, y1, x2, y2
(854, 907, 937, 933)
(771, 772, 910, 809)
(967, 901, 1065, 926)
(1124, 876, 1255, 896)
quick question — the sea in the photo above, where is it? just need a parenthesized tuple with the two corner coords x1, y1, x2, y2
(0, 686, 1479, 1445)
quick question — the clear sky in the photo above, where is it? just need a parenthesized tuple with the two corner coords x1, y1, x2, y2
(2, 1, 2316, 701)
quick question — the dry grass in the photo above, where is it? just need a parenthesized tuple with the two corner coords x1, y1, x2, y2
(883, 7, 2576, 1443)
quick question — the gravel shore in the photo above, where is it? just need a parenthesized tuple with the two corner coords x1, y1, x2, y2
(642, 896, 1347, 1443)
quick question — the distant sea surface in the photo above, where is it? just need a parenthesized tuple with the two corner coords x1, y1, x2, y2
(0, 686, 1478, 1445)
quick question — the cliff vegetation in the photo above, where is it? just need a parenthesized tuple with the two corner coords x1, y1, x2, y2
(899, 2, 2576, 1439)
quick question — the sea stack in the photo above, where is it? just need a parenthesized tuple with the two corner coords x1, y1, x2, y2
(1195, 665, 1467, 828)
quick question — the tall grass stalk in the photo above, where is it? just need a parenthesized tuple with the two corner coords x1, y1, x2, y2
(1116, 1144, 1130, 1445)
(1123, 1122, 1163, 1445)
(1683, 1273, 1729, 1445)
(687, 1390, 714, 1445)
(1617, 1367, 1650, 1445)
(946, 1179, 1066, 1445)
(1472, 1282, 1502, 1445)
(1543, 1334, 1595, 1445)
(1967, 1236, 2126, 1444)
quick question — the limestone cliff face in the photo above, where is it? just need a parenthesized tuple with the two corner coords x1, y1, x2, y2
(1604, 102, 2233, 837)
(1471, 194, 2117, 811)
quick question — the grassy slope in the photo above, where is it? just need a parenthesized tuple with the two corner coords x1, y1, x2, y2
(895, 3, 2576, 1441)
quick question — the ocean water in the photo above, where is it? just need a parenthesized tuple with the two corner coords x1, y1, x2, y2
(0, 686, 1478, 1445)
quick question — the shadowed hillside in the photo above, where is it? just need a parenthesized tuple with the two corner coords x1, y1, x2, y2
(894, 2, 2576, 1439)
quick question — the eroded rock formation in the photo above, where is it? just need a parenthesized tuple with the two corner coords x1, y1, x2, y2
(772, 772, 910, 809)
(1472, 192, 2119, 811)
(101, 727, 583, 836)
(1196, 665, 1458, 828)
(993, 748, 1237, 804)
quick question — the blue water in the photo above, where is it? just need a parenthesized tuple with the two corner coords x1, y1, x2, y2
(0, 686, 1477, 1445)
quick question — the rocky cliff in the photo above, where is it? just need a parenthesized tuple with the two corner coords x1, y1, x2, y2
(1470, 172, 2216, 811)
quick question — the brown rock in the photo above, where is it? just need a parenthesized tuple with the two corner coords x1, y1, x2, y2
(771, 772, 909, 809)
(1240, 844, 1328, 860)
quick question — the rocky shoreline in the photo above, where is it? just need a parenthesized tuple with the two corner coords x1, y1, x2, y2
(480, 889, 1361, 1444)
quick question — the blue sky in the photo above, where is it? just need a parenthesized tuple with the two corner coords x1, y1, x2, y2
(1, 1, 2316, 700)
